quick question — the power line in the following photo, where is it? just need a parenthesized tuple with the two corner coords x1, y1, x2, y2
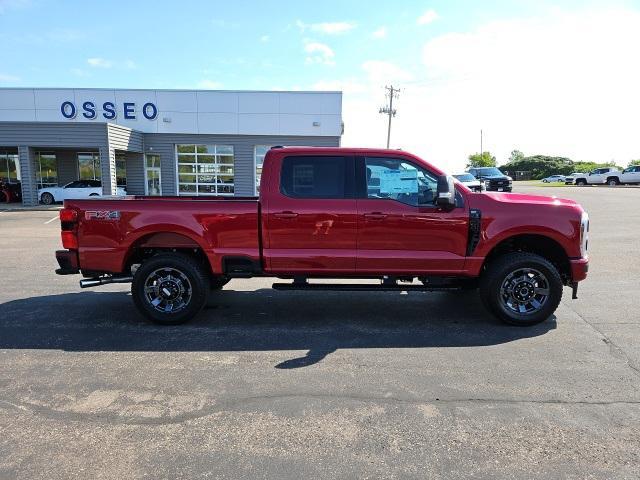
(379, 85, 400, 149)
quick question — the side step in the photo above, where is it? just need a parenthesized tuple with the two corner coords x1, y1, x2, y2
(272, 282, 459, 292)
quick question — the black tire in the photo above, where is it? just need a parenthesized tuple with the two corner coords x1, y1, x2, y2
(131, 253, 210, 325)
(606, 177, 619, 186)
(210, 276, 231, 290)
(479, 252, 563, 326)
(89, 193, 99, 196)
(576, 179, 587, 186)
(41, 192, 54, 205)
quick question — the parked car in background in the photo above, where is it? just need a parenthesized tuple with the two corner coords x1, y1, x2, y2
(453, 173, 483, 192)
(0, 180, 22, 203)
(467, 167, 513, 192)
(621, 165, 640, 184)
(574, 167, 623, 186)
(541, 175, 566, 183)
(564, 172, 583, 185)
(38, 180, 126, 205)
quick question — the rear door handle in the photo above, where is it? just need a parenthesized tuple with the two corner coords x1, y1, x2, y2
(274, 211, 298, 219)
(364, 212, 387, 220)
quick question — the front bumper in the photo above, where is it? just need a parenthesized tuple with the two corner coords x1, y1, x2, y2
(570, 256, 589, 282)
(55, 249, 80, 275)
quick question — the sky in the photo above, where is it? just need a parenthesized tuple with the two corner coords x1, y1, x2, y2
(1, 0, 639, 172)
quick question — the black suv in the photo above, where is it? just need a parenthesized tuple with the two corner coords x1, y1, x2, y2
(467, 167, 513, 192)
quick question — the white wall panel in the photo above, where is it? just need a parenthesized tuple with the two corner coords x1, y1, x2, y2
(197, 112, 238, 134)
(238, 114, 279, 135)
(239, 92, 279, 113)
(196, 91, 238, 113)
(0, 109, 36, 121)
(156, 90, 197, 112)
(156, 111, 198, 133)
(0, 89, 34, 109)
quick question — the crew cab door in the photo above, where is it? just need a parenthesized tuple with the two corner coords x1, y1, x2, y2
(263, 154, 357, 274)
(622, 166, 640, 183)
(356, 156, 469, 274)
(62, 180, 87, 200)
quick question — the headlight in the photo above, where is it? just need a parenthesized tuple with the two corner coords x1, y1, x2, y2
(580, 212, 589, 257)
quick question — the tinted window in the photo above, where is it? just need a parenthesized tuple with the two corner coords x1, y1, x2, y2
(454, 174, 475, 182)
(365, 157, 438, 207)
(280, 156, 347, 198)
(65, 181, 84, 188)
(87, 180, 101, 187)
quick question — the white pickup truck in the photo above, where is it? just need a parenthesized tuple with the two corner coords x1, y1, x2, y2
(574, 167, 623, 186)
(621, 165, 640, 184)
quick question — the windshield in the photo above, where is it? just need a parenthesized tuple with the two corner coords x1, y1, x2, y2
(453, 174, 475, 182)
(475, 167, 504, 176)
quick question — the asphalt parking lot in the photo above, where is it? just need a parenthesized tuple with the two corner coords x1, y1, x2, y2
(0, 185, 638, 479)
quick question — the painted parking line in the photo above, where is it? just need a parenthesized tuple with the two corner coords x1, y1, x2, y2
(44, 215, 59, 224)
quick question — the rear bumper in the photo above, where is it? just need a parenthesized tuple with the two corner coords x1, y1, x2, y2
(570, 257, 589, 282)
(55, 249, 80, 275)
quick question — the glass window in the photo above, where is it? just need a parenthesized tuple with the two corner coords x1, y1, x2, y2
(36, 152, 58, 188)
(365, 157, 438, 207)
(280, 156, 346, 199)
(145, 154, 162, 195)
(0, 152, 20, 182)
(176, 145, 234, 196)
(115, 153, 127, 188)
(254, 145, 270, 194)
(78, 152, 101, 181)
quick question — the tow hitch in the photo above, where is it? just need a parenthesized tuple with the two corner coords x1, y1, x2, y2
(571, 282, 579, 300)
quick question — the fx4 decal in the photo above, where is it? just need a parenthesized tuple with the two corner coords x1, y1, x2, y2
(85, 211, 121, 220)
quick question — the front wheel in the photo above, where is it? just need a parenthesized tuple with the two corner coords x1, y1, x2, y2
(131, 253, 210, 325)
(480, 252, 563, 326)
(607, 178, 620, 186)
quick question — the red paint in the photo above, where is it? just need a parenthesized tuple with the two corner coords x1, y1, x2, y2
(57, 147, 589, 285)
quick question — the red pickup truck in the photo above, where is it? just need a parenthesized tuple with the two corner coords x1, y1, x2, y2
(55, 147, 589, 326)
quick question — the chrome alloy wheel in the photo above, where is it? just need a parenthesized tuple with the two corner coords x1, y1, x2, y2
(499, 267, 550, 315)
(143, 267, 193, 313)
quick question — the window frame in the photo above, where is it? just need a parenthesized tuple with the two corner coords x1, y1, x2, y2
(356, 156, 441, 208)
(254, 145, 271, 195)
(144, 154, 162, 196)
(279, 155, 355, 200)
(77, 151, 101, 181)
(36, 151, 58, 188)
(175, 144, 235, 196)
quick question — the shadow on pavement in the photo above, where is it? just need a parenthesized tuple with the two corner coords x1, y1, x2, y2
(0, 288, 556, 368)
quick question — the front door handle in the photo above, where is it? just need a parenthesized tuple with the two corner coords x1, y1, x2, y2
(364, 212, 387, 220)
(274, 211, 298, 219)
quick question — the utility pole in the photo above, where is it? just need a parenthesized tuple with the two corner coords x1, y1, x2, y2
(480, 129, 483, 158)
(379, 85, 400, 148)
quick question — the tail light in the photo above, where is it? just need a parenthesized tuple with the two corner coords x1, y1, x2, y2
(60, 207, 79, 250)
(580, 212, 589, 257)
(60, 208, 78, 222)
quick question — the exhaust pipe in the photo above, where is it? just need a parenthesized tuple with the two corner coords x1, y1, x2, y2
(80, 276, 133, 289)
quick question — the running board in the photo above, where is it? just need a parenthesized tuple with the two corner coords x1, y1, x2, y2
(271, 282, 459, 292)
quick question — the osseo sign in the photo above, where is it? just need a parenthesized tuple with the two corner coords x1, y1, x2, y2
(60, 100, 158, 121)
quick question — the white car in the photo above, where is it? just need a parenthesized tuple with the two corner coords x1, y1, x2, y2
(453, 173, 482, 192)
(574, 167, 623, 186)
(564, 172, 583, 184)
(541, 175, 566, 183)
(39, 180, 126, 205)
(621, 165, 640, 184)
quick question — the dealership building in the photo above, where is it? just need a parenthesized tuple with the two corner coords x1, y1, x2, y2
(0, 88, 343, 206)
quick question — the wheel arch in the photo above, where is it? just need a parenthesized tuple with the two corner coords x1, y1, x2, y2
(481, 233, 571, 284)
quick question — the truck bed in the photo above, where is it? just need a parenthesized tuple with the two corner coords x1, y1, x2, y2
(64, 196, 261, 275)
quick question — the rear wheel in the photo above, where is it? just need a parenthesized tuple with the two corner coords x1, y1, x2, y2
(41, 192, 54, 205)
(131, 253, 210, 325)
(576, 179, 587, 186)
(607, 177, 620, 186)
(480, 252, 563, 326)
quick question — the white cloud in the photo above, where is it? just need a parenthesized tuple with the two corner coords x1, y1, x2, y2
(87, 57, 113, 68)
(372, 26, 387, 39)
(123, 59, 137, 69)
(338, 7, 640, 173)
(70, 68, 89, 78)
(0, 73, 19, 82)
(304, 42, 335, 66)
(297, 20, 355, 35)
(260, 35, 270, 43)
(198, 79, 223, 89)
(417, 9, 439, 25)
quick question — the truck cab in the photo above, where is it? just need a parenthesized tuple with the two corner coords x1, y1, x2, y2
(575, 167, 623, 186)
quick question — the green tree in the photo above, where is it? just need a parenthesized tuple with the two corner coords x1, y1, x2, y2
(629, 159, 640, 167)
(509, 150, 524, 163)
(467, 152, 496, 169)
(502, 155, 574, 180)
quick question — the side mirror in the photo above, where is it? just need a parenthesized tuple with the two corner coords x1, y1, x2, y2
(436, 175, 456, 209)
